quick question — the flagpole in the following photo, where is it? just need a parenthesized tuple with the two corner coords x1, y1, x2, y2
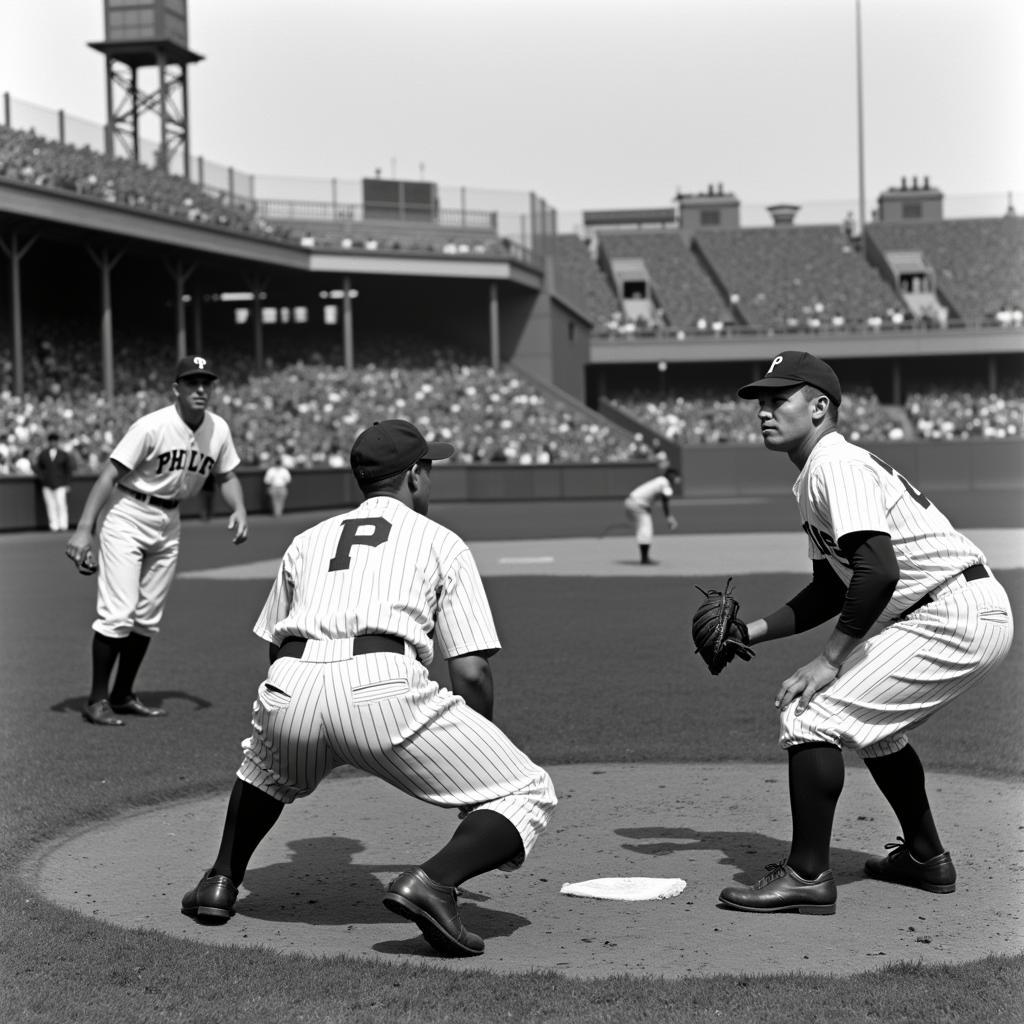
(856, 0, 867, 234)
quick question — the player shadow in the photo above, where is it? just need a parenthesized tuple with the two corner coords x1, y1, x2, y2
(614, 826, 872, 888)
(235, 836, 531, 943)
(50, 691, 213, 715)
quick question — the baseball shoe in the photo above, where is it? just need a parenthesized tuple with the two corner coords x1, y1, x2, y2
(109, 695, 167, 717)
(82, 699, 124, 726)
(864, 839, 956, 893)
(719, 861, 837, 915)
(383, 868, 485, 957)
(181, 871, 238, 921)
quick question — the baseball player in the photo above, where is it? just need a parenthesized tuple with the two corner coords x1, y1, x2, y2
(262, 455, 292, 517)
(718, 351, 1013, 914)
(65, 355, 249, 727)
(180, 418, 556, 958)
(624, 468, 680, 564)
(35, 430, 75, 531)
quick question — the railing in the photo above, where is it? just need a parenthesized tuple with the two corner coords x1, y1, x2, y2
(1, 91, 552, 257)
(254, 197, 499, 231)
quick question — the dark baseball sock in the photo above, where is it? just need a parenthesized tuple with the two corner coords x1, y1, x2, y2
(786, 741, 845, 879)
(89, 632, 124, 704)
(863, 744, 943, 861)
(210, 778, 285, 884)
(640, 545, 650, 564)
(109, 631, 151, 704)
(420, 809, 525, 888)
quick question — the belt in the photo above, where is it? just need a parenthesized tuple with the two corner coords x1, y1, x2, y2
(901, 563, 990, 618)
(273, 634, 407, 662)
(117, 484, 179, 510)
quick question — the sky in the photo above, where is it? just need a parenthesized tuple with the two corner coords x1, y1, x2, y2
(3, 0, 1022, 230)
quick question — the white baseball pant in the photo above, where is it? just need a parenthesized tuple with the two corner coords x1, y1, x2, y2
(237, 640, 556, 869)
(780, 572, 1013, 756)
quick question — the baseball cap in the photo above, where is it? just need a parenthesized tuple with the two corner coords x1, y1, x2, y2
(737, 351, 842, 406)
(174, 355, 218, 381)
(350, 419, 456, 484)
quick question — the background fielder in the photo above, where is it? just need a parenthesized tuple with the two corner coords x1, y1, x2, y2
(624, 468, 680, 564)
(65, 355, 249, 726)
(181, 418, 556, 958)
(718, 351, 1013, 915)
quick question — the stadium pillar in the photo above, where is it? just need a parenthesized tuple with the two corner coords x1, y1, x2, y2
(489, 283, 500, 370)
(342, 276, 355, 370)
(87, 246, 123, 402)
(250, 288, 264, 372)
(165, 260, 195, 361)
(0, 230, 36, 398)
(191, 291, 204, 354)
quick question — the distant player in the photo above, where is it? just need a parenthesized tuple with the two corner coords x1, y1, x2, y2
(624, 468, 680, 564)
(65, 355, 249, 726)
(718, 351, 1013, 914)
(180, 419, 556, 958)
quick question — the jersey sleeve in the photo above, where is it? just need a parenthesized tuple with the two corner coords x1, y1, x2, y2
(811, 460, 890, 543)
(253, 548, 296, 642)
(433, 548, 501, 660)
(212, 421, 241, 475)
(108, 418, 154, 471)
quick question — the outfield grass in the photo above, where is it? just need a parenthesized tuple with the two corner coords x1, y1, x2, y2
(1, 522, 1021, 1023)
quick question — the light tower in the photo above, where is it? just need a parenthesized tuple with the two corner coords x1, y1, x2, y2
(89, 1, 203, 177)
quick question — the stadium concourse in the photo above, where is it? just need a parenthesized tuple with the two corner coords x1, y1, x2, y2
(23, 520, 1024, 979)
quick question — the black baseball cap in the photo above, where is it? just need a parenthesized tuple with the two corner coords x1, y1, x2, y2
(737, 351, 842, 406)
(350, 419, 456, 484)
(175, 355, 218, 381)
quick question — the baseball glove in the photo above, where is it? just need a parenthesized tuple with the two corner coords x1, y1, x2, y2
(691, 577, 755, 675)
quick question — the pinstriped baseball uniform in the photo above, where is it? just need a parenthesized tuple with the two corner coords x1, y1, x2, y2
(781, 433, 1013, 754)
(95, 404, 241, 638)
(238, 494, 555, 867)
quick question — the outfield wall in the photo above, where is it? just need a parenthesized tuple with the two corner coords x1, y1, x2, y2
(2, 440, 1020, 532)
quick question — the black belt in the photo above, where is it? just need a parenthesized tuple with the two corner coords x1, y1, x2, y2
(117, 484, 179, 510)
(273, 634, 407, 662)
(901, 563, 989, 618)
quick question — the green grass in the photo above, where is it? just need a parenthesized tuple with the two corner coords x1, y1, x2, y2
(1, 523, 1022, 1023)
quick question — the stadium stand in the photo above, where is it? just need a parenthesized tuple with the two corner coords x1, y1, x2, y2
(905, 386, 1024, 440)
(0, 328, 655, 474)
(692, 225, 900, 331)
(865, 217, 1024, 323)
(596, 230, 733, 333)
(0, 125, 293, 240)
(550, 234, 620, 325)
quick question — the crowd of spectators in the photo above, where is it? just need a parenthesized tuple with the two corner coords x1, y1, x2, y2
(0, 333, 655, 476)
(906, 386, 1024, 440)
(0, 125, 292, 241)
(611, 387, 914, 445)
(2, 325, 1021, 478)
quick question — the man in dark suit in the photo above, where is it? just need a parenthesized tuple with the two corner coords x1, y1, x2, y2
(35, 431, 76, 531)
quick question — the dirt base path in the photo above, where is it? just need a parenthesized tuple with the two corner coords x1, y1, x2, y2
(26, 762, 1022, 978)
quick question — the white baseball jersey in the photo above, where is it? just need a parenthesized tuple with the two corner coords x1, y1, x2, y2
(796, 433, 987, 621)
(781, 432, 1013, 754)
(628, 474, 675, 509)
(110, 404, 240, 501)
(93, 405, 241, 639)
(254, 495, 500, 666)
(241, 495, 555, 865)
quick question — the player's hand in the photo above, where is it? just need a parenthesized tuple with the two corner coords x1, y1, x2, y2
(65, 529, 99, 574)
(227, 512, 249, 544)
(667, 515, 678, 531)
(774, 655, 839, 716)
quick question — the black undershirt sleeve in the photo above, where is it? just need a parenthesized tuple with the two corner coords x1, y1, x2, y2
(834, 531, 900, 638)
(768, 558, 847, 635)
